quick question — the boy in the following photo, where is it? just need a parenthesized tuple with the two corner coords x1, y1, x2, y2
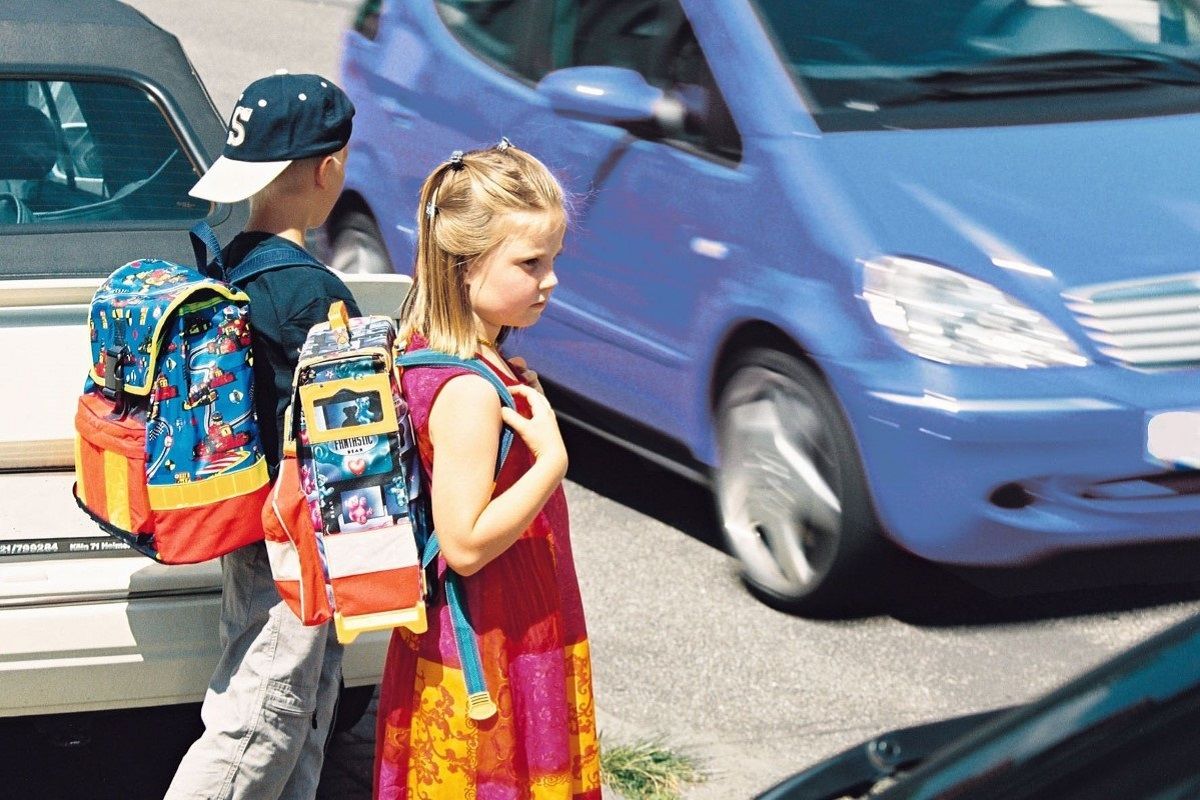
(166, 72, 362, 800)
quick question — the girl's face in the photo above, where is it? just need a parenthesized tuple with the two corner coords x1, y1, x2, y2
(465, 211, 564, 337)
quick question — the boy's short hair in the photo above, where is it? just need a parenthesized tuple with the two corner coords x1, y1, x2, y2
(190, 71, 353, 204)
(247, 154, 328, 212)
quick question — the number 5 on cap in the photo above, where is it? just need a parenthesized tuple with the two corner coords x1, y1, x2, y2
(227, 106, 253, 146)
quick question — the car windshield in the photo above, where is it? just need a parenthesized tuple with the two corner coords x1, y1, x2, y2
(752, 0, 1200, 131)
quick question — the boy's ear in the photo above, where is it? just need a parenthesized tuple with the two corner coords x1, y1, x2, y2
(314, 155, 337, 189)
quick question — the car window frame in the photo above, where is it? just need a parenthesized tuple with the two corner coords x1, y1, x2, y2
(652, 13, 744, 166)
(873, 615, 1200, 800)
(0, 67, 226, 237)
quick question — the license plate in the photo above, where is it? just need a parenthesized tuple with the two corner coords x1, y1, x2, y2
(1147, 410, 1200, 468)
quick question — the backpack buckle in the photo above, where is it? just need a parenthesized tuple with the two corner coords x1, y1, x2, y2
(102, 345, 127, 399)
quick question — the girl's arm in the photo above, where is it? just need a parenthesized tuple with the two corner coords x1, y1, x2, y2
(428, 376, 567, 576)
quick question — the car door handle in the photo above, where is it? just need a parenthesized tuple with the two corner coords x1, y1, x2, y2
(690, 237, 730, 260)
(379, 97, 415, 127)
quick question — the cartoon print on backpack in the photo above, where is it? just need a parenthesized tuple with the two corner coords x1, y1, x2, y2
(74, 255, 271, 564)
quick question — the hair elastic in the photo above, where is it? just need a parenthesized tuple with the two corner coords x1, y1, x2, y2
(496, 136, 512, 152)
(427, 154, 463, 221)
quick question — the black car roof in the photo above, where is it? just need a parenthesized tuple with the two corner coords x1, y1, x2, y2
(1, 0, 156, 29)
(0, 0, 246, 277)
(0, 0, 203, 99)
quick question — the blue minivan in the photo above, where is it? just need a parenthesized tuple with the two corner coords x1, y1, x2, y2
(328, 0, 1200, 613)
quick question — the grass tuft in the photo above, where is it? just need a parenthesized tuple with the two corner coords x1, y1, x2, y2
(600, 735, 707, 800)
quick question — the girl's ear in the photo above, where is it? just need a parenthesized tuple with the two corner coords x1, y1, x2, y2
(463, 254, 484, 284)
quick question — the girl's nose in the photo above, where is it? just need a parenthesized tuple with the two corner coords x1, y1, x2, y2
(540, 270, 558, 292)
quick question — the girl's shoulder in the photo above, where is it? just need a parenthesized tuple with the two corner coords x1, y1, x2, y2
(399, 336, 495, 430)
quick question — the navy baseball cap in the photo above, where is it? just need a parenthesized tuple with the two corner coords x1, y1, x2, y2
(190, 71, 355, 203)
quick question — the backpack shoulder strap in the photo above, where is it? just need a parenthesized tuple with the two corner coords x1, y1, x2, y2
(225, 243, 328, 287)
(189, 221, 224, 280)
(398, 349, 526, 723)
(188, 222, 328, 285)
(396, 350, 516, 475)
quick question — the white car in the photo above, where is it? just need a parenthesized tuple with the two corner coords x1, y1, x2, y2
(0, 0, 400, 729)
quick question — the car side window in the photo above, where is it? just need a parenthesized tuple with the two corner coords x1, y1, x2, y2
(0, 79, 210, 227)
(554, 0, 742, 161)
(435, 0, 556, 82)
(563, 0, 677, 80)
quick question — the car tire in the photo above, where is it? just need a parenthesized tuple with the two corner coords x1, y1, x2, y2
(327, 207, 392, 274)
(334, 684, 375, 735)
(714, 347, 895, 615)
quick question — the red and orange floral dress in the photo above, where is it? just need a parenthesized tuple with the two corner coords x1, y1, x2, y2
(374, 341, 600, 800)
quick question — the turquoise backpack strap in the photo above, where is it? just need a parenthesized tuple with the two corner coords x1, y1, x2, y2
(395, 350, 516, 473)
(446, 572, 496, 719)
(399, 349, 519, 721)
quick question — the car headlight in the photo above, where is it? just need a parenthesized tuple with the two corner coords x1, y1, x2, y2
(862, 256, 1089, 368)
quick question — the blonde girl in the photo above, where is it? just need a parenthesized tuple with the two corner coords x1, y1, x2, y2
(374, 141, 600, 800)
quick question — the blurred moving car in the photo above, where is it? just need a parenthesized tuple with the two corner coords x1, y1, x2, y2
(0, 0, 396, 727)
(332, 0, 1200, 613)
(756, 611, 1200, 799)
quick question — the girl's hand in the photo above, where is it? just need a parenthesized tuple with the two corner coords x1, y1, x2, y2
(507, 356, 543, 394)
(501, 383, 567, 477)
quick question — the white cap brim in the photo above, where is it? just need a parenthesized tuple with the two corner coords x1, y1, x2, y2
(189, 156, 292, 203)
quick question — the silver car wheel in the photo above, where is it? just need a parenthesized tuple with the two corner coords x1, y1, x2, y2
(329, 210, 391, 274)
(716, 362, 844, 601)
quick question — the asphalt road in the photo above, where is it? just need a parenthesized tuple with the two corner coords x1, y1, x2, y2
(4, 2, 1199, 798)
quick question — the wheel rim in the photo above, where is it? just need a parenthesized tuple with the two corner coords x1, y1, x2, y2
(716, 365, 844, 600)
(331, 226, 389, 274)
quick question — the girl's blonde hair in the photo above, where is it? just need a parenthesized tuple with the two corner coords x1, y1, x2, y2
(400, 141, 566, 359)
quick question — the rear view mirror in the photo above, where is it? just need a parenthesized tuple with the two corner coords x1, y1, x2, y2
(537, 66, 666, 125)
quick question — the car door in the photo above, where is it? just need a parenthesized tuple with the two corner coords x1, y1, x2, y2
(364, 0, 560, 266)
(501, 0, 751, 444)
(391, 0, 749, 444)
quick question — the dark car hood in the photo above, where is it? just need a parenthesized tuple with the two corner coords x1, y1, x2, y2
(818, 111, 1200, 292)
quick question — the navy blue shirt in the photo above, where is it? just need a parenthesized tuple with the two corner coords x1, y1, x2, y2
(223, 232, 362, 473)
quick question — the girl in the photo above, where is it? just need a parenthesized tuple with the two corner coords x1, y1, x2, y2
(374, 141, 601, 800)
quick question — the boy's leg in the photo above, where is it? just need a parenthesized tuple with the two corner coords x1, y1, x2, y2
(276, 624, 343, 800)
(164, 542, 344, 800)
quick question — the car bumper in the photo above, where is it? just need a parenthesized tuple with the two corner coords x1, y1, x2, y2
(825, 358, 1200, 566)
(0, 471, 389, 718)
(0, 590, 388, 718)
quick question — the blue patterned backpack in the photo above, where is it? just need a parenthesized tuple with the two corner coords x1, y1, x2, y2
(73, 223, 318, 563)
